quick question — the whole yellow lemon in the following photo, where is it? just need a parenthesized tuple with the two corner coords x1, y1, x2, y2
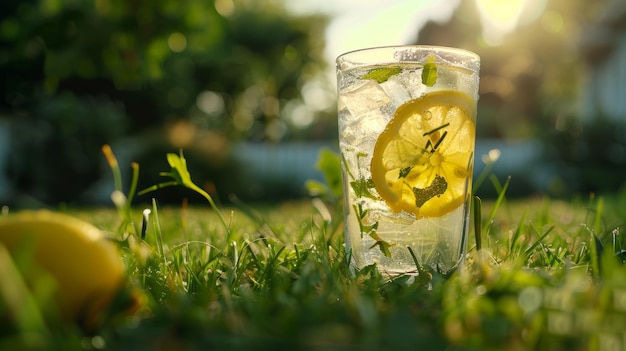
(0, 210, 127, 328)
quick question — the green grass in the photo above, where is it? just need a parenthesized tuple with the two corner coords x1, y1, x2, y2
(2, 150, 626, 350)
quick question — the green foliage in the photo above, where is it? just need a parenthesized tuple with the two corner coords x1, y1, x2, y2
(138, 150, 230, 237)
(305, 148, 343, 203)
(2, 0, 331, 205)
(1, 0, 328, 135)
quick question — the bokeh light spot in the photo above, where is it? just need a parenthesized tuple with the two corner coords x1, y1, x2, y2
(168, 120, 195, 148)
(168, 32, 187, 53)
(263, 96, 280, 117)
(302, 79, 334, 112)
(283, 100, 315, 129)
(233, 110, 254, 132)
(215, 0, 235, 17)
(265, 119, 286, 142)
(196, 90, 225, 115)
(518, 286, 542, 314)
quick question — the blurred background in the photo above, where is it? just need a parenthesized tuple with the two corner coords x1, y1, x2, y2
(0, 0, 624, 207)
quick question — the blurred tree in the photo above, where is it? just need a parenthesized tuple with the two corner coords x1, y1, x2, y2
(0, 0, 330, 204)
(1, 0, 329, 137)
(415, 0, 609, 139)
(414, 0, 620, 196)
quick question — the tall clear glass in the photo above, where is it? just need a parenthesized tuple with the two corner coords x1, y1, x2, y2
(336, 45, 480, 276)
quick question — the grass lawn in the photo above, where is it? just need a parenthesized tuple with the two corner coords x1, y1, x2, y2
(2, 151, 626, 350)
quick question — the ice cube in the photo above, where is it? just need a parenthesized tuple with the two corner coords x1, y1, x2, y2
(339, 79, 390, 117)
(396, 69, 426, 99)
(380, 76, 410, 109)
(340, 109, 388, 147)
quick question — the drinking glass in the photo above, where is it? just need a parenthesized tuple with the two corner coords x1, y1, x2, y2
(336, 45, 480, 276)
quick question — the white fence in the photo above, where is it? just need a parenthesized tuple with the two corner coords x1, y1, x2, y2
(232, 139, 546, 196)
(0, 124, 547, 204)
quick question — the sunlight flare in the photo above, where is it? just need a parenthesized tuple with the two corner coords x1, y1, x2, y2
(475, 0, 527, 45)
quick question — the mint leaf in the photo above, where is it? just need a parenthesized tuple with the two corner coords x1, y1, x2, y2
(353, 204, 377, 238)
(362, 221, 378, 235)
(413, 174, 447, 207)
(350, 178, 377, 199)
(399, 166, 412, 178)
(360, 67, 401, 83)
(369, 231, 393, 257)
(422, 56, 437, 87)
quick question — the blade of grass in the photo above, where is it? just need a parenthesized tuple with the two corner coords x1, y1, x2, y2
(103, 145, 140, 236)
(408, 246, 427, 276)
(473, 195, 482, 251)
(510, 210, 528, 257)
(473, 149, 500, 193)
(484, 175, 511, 237)
(0, 245, 48, 334)
(524, 223, 555, 259)
(126, 162, 140, 205)
(258, 244, 287, 289)
(593, 197, 604, 235)
(407, 246, 435, 286)
(585, 224, 602, 278)
(538, 241, 564, 268)
(102, 144, 122, 193)
(243, 239, 261, 267)
(151, 198, 165, 260)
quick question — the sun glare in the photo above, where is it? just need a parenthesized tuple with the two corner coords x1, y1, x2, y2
(475, 0, 529, 45)
(476, 0, 545, 45)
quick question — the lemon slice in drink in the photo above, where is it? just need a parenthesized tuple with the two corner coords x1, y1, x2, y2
(371, 90, 476, 218)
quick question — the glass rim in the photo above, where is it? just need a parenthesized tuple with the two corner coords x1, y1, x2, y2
(336, 45, 480, 73)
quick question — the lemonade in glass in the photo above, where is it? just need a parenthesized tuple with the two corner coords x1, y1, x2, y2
(336, 46, 480, 276)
